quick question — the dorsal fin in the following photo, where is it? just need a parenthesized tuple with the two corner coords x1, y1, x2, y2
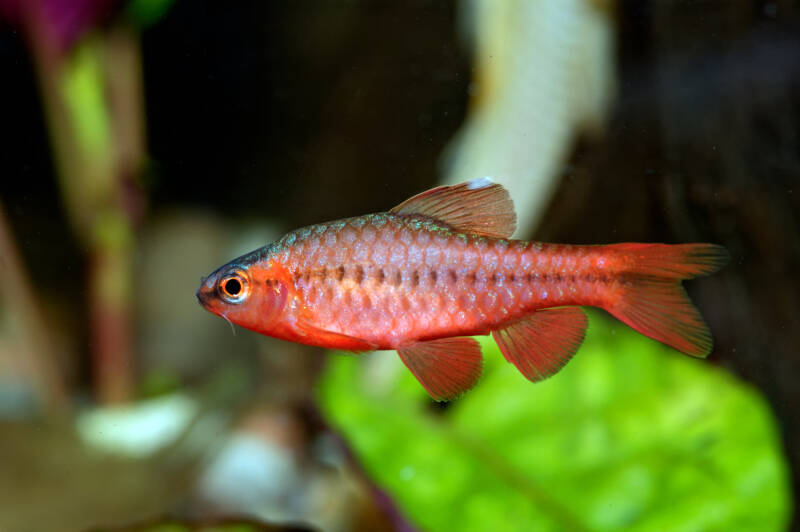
(390, 178, 517, 239)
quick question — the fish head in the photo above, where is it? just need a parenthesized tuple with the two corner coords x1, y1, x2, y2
(196, 257, 288, 334)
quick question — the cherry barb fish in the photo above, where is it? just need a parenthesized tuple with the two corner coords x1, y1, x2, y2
(197, 179, 728, 401)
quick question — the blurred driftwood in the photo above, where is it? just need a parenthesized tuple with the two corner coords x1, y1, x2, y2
(443, 0, 617, 236)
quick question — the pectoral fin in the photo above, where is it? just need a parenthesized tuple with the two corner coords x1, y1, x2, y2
(294, 319, 378, 352)
(397, 337, 483, 401)
(492, 307, 588, 382)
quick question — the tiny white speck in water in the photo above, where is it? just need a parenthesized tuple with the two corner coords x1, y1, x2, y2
(466, 176, 494, 190)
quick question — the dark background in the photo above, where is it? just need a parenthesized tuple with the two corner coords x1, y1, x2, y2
(1, 0, 798, 528)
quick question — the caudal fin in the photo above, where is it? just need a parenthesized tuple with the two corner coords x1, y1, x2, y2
(604, 243, 729, 358)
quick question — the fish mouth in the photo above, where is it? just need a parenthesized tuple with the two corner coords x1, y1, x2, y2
(196, 286, 205, 305)
(196, 278, 216, 307)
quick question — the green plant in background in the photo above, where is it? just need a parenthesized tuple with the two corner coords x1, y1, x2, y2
(0, 0, 176, 405)
(318, 311, 791, 531)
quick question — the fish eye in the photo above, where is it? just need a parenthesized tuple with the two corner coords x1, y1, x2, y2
(219, 272, 248, 303)
(224, 278, 241, 295)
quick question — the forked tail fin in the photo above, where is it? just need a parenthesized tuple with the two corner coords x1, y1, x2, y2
(603, 243, 729, 358)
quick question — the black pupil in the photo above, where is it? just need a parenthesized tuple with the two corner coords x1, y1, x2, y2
(224, 278, 242, 296)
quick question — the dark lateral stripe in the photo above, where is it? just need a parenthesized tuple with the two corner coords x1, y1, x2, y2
(296, 267, 609, 287)
(291, 265, 612, 288)
(515, 271, 613, 284)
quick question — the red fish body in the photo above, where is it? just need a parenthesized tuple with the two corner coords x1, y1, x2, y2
(197, 180, 728, 400)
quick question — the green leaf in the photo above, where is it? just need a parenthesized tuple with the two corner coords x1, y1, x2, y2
(317, 312, 791, 532)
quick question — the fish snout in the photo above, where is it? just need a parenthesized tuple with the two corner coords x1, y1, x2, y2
(196, 276, 217, 306)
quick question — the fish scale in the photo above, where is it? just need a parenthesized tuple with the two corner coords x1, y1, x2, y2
(277, 213, 599, 347)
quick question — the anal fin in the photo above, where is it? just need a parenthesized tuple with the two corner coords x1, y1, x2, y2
(397, 337, 483, 401)
(492, 307, 588, 382)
